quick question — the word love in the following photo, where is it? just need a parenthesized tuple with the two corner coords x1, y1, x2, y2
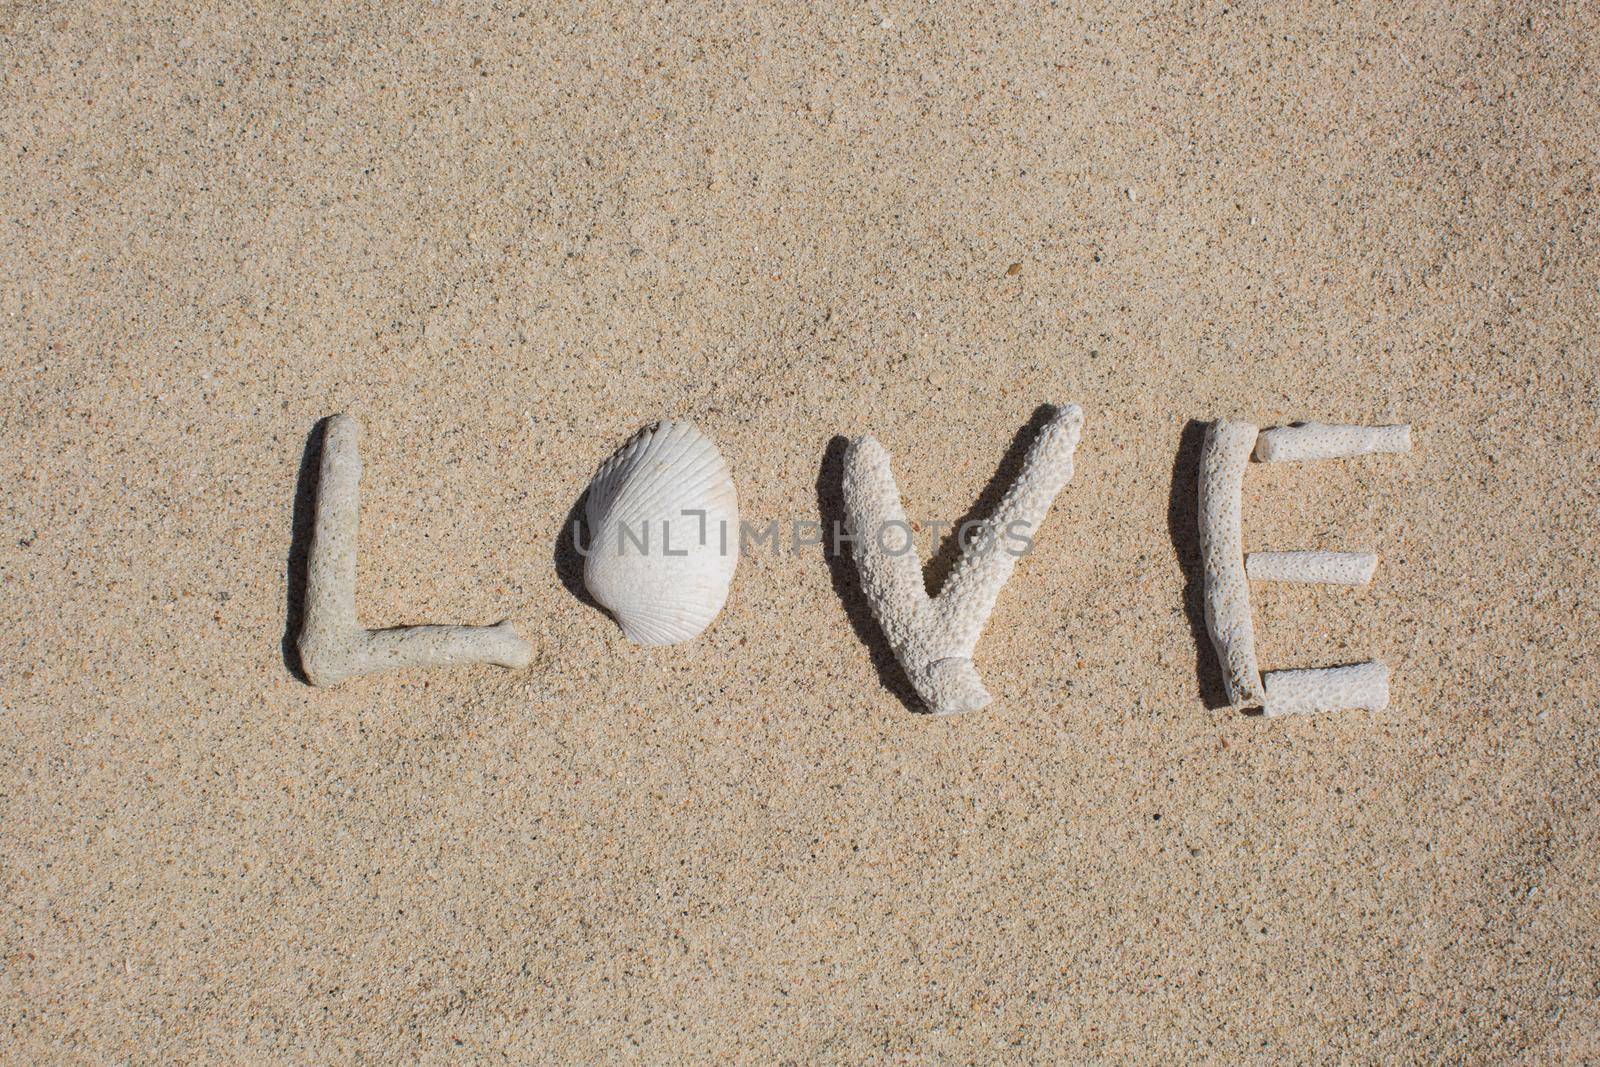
(294, 407, 1410, 718)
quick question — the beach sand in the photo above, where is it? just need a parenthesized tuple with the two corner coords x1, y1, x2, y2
(3, 2, 1597, 1059)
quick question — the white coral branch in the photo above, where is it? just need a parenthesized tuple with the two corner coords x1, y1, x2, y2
(1263, 661, 1390, 717)
(841, 405, 1083, 716)
(1198, 419, 1266, 707)
(1246, 550, 1378, 585)
(297, 414, 532, 687)
(1254, 422, 1410, 462)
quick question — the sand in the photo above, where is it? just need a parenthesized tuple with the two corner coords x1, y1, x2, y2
(3, 2, 1597, 1060)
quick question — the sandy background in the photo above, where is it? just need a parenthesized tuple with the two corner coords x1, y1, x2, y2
(3, 1, 1598, 1061)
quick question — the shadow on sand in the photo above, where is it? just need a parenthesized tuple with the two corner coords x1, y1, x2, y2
(1166, 418, 1232, 709)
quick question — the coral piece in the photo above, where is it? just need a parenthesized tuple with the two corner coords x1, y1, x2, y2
(842, 404, 1083, 716)
(1198, 416, 1410, 713)
(583, 420, 739, 645)
(1254, 422, 1411, 462)
(1199, 419, 1266, 707)
(1245, 550, 1378, 585)
(1263, 661, 1390, 717)
(296, 415, 532, 686)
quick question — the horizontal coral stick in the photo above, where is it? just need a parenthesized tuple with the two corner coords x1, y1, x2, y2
(1262, 661, 1390, 717)
(1246, 550, 1377, 585)
(1253, 422, 1410, 462)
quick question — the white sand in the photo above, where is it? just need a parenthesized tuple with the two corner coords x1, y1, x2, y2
(2, 2, 1597, 1060)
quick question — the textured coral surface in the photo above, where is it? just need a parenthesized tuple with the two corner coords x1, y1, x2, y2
(299, 414, 532, 685)
(1255, 422, 1412, 462)
(1198, 420, 1265, 706)
(1264, 662, 1391, 718)
(1246, 550, 1378, 586)
(843, 405, 1082, 714)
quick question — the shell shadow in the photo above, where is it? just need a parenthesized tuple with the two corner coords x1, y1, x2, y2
(552, 488, 607, 617)
(816, 436, 923, 714)
(1168, 418, 1232, 709)
(281, 416, 330, 684)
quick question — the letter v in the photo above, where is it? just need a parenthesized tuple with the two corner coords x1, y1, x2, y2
(839, 404, 1084, 715)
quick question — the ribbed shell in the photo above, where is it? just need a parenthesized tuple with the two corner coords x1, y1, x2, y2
(583, 421, 739, 645)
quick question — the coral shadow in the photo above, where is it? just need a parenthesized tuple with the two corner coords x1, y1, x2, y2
(921, 403, 1059, 594)
(1168, 419, 1232, 709)
(816, 436, 922, 714)
(282, 417, 330, 683)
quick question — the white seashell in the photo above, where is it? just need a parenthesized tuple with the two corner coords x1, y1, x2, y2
(582, 420, 739, 645)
